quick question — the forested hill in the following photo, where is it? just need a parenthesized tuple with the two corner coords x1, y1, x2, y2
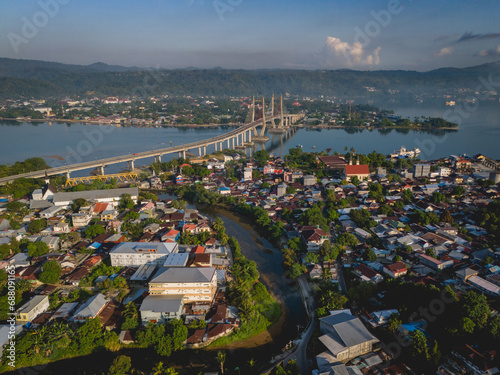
(0, 57, 499, 100)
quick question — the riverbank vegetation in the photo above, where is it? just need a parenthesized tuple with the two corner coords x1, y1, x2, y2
(0, 157, 49, 178)
(0, 107, 44, 120)
(210, 236, 281, 347)
(0, 319, 121, 372)
(341, 115, 458, 129)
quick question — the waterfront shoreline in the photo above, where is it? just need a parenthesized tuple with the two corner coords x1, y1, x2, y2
(0, 117, 241, 128)
(0, 117, 459, 130)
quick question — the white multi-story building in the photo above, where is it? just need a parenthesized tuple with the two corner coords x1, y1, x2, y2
(439, 167, 451, 177)
(71, 213, 93, 227)
(16, 295, 50, 323)
(39, 206, 65, 218)
(149, 267, 217, 303)
(243, 167, 253, 182)
(52, 187, 138, 207)
(110, 242, 178, 267)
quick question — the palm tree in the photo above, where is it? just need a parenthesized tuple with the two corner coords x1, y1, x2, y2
(50, 321, 71, 340)
(216, 351, 226, 374)
(15, 279, 31, 293)
(212, 217, 224, 232)
(123, 302, 138, 320)
(275, 365, 287, 375)
(153, 362, 165, 375)
(116, 288, 129, 303)
(321, 267, 332, 282)
(28, 331, 44, 354)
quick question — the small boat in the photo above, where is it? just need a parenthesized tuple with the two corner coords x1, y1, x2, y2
(296, 144, 303, 148)
(389, 146, 421, 159)
(312, 146, 316, 149)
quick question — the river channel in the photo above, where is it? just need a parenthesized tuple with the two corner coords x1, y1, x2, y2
(9, 206, 305, 375)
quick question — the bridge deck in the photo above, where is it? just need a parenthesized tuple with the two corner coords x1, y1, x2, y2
(0, 116, 288, 185)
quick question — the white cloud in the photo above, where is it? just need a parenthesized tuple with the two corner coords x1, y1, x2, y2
(477, 45, 500, 57)
(319, 36, 381, 67)
(436, 47, 453, 57)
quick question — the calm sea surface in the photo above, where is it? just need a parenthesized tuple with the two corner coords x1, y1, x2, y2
(1, 102, 499, 176)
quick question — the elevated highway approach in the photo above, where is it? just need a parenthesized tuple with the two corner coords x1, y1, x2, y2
(0, 111, 302, 186)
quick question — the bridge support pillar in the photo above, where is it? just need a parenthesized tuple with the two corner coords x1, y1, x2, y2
(182, 150, 186, 159)
(100, 165, 104, 175)
(214, 143, 217, 152)
(203, 146, 206, 156)
(158, 155, 161, 163)
(66, 171, 70, 180)
(130, 160, 135, 170)
(199, 147, 202, 156)
(219, 142, 222, 151)
(247, 131, 252, 143)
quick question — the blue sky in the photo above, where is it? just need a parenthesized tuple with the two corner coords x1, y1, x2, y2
(1, 0, 499, 71)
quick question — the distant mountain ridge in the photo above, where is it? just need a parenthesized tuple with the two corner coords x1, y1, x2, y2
(0, 58, 137, 76)
(0, 57, 499, 100)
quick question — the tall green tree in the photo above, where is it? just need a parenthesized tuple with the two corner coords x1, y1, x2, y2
(108, 355, 132, 375)
(27, 241, 50, 257)
(39, 260, 61, 284)
(27, 219, 47, 234)
(85, 224, 105, 239)
(459, 291, 490, 329)
(166, 319, 188, 351)
(410, 329, 430, 361)
(118, 194, 134, 210)
(155, 336, 173, 357)
(216, 351, 226, 375)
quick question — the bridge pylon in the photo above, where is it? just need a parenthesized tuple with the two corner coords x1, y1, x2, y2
(253, 96, 270, 142)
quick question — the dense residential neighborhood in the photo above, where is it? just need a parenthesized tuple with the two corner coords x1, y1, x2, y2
(1, 145, 500, 374)
(0, 95, 458, 131)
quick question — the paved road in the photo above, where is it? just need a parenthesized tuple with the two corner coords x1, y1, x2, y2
(281, 275, 316, 375)
(337, 260, 347, 294)
(283, 265, 348, 374)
